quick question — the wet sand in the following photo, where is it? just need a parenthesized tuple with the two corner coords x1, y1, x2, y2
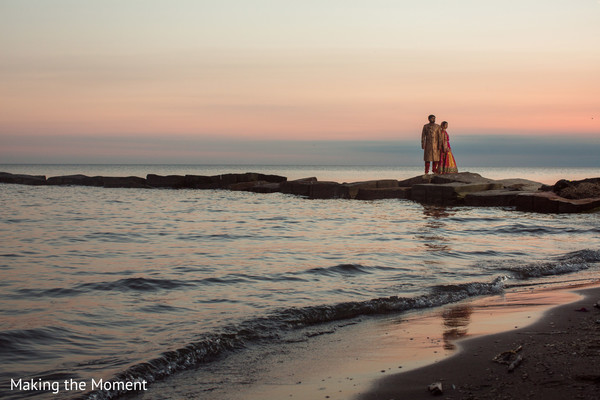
(131, 282, 600, 400)
(358, 284, 600, 400)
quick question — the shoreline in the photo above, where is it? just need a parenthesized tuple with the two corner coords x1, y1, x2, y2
(358, 284, 600, 400)
(129, 281, 600, 400)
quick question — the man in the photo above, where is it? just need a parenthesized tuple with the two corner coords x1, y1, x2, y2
(421, 114, 443, 174)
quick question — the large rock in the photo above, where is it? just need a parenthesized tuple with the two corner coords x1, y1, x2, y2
(146, 174, 187, 188)
(245, 172, 287, 183)
(308, 181, 351, 199)
(464, 190, 523, 207)
(0, 172, 47, 185)
(280, 177, 318, 197)
(247, 182, 284, 193)
(464, 179, 544, 207)
(343, 180, 399, 198)
(397, 175, 433, 187)
(47, 174, 103, 186)
(411, 182, 503, 205)
(228, 180, 271, 191)
(494, 178, 543, 192)
(209, 172, 287, 188)
(102, 176, 150, 188)
(356, 187, 411, 200)
(396, 172, 494, 188)
(552, 178, 600, 200)
(431, 172, 495, 184)
(184, 175, 213, 189)
(279, 177, 352, 199)
(514, 191, 600, 213)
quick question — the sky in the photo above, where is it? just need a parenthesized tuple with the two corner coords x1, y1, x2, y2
(1, 0, 599, 165)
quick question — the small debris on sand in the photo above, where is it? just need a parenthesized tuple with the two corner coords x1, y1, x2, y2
(427, 381, 443, 395)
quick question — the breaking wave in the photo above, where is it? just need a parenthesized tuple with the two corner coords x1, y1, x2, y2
(84, 276, 505, 400)
(498, 249, 600, 279)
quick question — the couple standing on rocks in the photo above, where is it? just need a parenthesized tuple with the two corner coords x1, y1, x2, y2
(421, 114, 458, 175)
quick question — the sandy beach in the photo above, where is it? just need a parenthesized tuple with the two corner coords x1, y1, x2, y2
(359, 285, 600, 400)
(133, 283, 600, 400)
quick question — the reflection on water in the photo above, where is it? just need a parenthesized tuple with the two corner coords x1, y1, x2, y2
(419, 205, 454, 253)
(441, 304, 473, 350)
(422, 205, 453, 220)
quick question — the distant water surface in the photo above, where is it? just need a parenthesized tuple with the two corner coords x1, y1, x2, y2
(0, 165, 599, 399)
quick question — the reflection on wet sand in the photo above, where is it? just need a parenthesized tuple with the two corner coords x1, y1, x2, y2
(442, 303, 473, 350)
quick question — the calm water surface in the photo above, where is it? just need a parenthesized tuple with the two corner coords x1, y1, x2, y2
(1, 165, 599, 399)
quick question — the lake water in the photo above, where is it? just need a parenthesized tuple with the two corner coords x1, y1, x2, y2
(1, 165, 599, 399)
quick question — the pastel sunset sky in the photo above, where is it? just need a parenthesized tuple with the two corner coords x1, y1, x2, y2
(1, 0, 599, 164)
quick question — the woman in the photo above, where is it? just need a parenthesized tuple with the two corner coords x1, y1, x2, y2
(436, 121, 458, 174)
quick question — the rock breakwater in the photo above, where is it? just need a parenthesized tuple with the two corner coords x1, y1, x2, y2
(2, 171, 599, 214)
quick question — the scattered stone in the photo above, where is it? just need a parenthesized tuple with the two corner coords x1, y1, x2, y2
(493, 345, 522, 364)
(508, 354, 524, 373)
(427, 381, 443, 395)
(493, 345, 524, 373)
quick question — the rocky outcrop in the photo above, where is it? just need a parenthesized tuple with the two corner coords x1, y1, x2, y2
(1, 171, 599, 214)
(211, 173, 287, 189)
(430, 172, 496, 185)
(146, 174, 188, 188)
(0, 172, 47, 185)
(494, 178, 543, 192)
(397, 175, 433, 187)
(552, 178, 600, 200)
(308, 181, 352, 199)
(514, 191, 600, 213)
(410, 173, 503, 205)
(412, 181, 504, 205)
(247, 182, 284, 193)
(228, 181, 271, 191)
(344, 180, 399, 198)
(280, 177, 318, 197)
(355, 187, 411, 200)
(47, 174, 104, 186)
(463, 178, 545, 207)
(184, 175, 213, 189)
(464, 190, 524, 207)
(102, 176, 151, 188)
